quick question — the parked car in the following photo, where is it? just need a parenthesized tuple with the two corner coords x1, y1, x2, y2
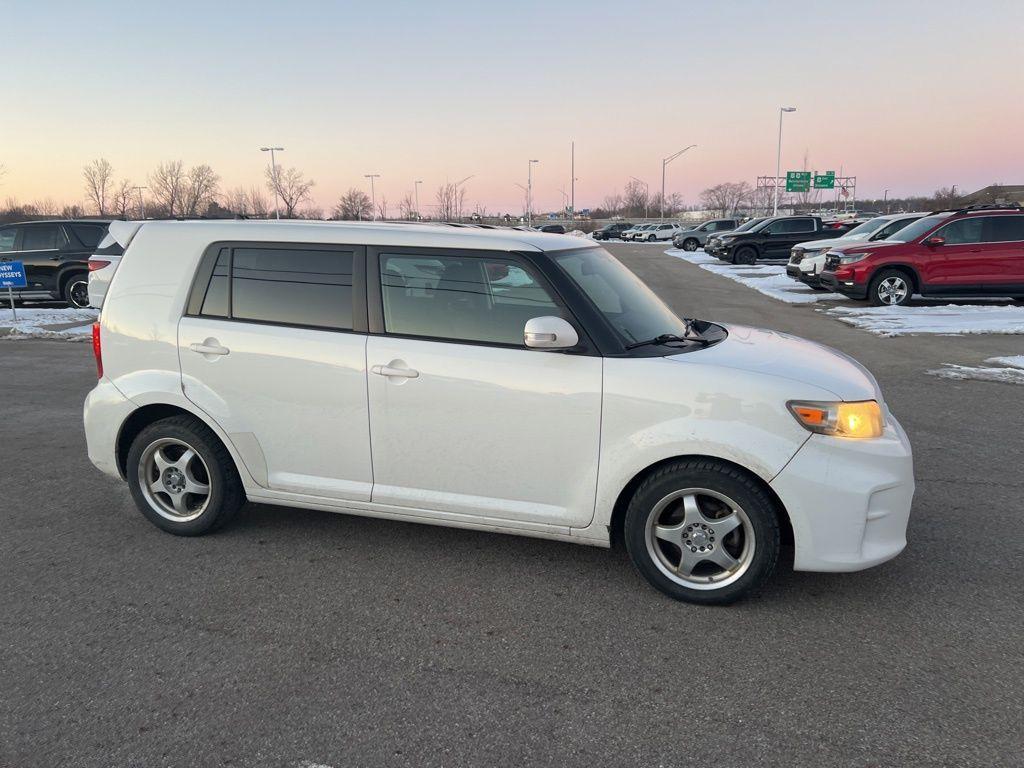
(592, 222, 634, 241)
(84, 220, 913, 605)
(87, 228, 129, 308)
(637, 222, 684, 242)
(787, 213, 927, 288)
(533, 223, 566, 234)
(0, 219, 111, 308)
(704, 217, 768, 258)
(821, 204, 1024, 306)
(672, 219, 741, 251)
(704, 215, 847, 264)
(621, 223, 655, 241)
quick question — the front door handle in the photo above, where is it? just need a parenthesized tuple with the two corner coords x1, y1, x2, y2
(371, 363, 419, 379)
(189, 340, 230, 356)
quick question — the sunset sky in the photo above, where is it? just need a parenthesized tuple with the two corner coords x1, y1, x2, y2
(4, 0, 1022, 214)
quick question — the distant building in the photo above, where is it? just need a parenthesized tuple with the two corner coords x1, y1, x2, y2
(959, 185, 1024, 206)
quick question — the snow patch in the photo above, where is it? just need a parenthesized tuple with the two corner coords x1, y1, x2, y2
(0, 307, 98, 341)
(665, 248, 845, 304)
(826, 304, 1024, 337)
(929, 355, 1024, 384)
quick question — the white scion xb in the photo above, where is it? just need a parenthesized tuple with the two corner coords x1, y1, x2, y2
(84, 221, 914, 604)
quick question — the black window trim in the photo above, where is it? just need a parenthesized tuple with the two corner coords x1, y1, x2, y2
(366, 244, 599, 356)
(185, 240, 368, 334)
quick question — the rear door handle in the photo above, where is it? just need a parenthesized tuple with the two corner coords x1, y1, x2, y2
(371, 364, 419, 379)
(189, 341, 230, 356)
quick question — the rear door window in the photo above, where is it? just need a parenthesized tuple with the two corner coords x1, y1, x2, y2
(192, 245, 355, 330)
(69, 223, 107, 249)
(20, 224, 62, 250)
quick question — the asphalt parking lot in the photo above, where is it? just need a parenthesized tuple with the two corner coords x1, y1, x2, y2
(2, 243, 1022, 768)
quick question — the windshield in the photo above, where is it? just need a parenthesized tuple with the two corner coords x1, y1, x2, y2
(730, 218, 764, 233)
(884, 213, 950, 242)
(554, 247, 688, 344)
(841, 217, 890, 239)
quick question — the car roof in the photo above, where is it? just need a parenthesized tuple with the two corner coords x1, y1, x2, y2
(118, 219, 598, 253)
(3, 219, 113, 226)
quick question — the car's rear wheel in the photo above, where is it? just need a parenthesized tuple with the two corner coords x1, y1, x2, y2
(683, 238, 699, 251)
(869, 269, 913, 306)
(62, 273, 90, 308)
(127, 415, 245, 536)
(624, 459, 780, 605)
(734, 246, 757, 265)
(647, 234, 657, 242)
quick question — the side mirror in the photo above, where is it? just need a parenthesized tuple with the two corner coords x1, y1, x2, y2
(524, 316, 579, 350)
(924, 236, 945, 247)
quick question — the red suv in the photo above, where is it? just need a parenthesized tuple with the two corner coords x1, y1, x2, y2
(820, 205, 1024, 306)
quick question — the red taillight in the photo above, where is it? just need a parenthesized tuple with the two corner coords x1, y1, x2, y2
(92, 322, 103, 378)
(88, 259, 110, 271)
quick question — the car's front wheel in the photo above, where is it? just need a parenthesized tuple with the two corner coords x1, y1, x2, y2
(624, 459, 780, 605)
(733, 246, 757, 265)
(869, 269, 913, 306)
(682, 238, 699, 251)
(127, 415, 245, 536)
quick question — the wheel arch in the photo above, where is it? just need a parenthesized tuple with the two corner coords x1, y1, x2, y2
(877, 263, 921, 292)
(607, 454, 794, 552)
(115, 401, 256, 489)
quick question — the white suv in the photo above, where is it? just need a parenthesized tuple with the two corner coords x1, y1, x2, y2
(84, 220, 914, 604)
(639, 222, 683, 242)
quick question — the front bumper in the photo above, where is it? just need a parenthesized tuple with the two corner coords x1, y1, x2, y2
(84, 378, 136, 480)
(770, 418, 914, 572)
(820, 272, 868, 299)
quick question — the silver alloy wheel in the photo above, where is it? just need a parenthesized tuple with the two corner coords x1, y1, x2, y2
(877, 276, 908, 305)
(138, 437, 212, 522)
(684, 239, 698, 251)
(68, 279, 90, 308)
(644, 488, 755, 591)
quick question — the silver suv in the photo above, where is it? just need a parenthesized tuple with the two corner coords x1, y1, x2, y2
(671, 219, 740, 251)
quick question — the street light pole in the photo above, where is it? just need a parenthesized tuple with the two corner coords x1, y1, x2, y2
(131, 186, 147, 219)
(661, 145, 697, 221)
(570, 141, 575, 222)
(883, 189, 890, 213)
(414, 180, 423, 220)
(773, 108, 796, 216)
(629, 176, 650, 220)
(365, 174, 380, 221)
(527, 160, 539, 227)
(260, 146, 284, 219)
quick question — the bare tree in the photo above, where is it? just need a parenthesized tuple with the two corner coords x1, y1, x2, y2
(624, 179, 649, 218)
(435, 182, 466, 222)
(700, 182, 753, 217)
(398, 192, 416, 220)
(32, 197, 59, 216)
(61, 203, 86, 218)
(932, 186, 960, 208)
(248, 186, 270, 217)
(265, 166, 314, 218)
(181, 164, 220, 216)
(602, 193, 624, 216)
(377, 197, 388, 221)
(299, 204, 324, 220)
(149, 160, 186, 217)
(224, 187, 251, 216)
(333, 188, 373, 220)
(111, 179, 135, 218)
(83, 158, 114, 215)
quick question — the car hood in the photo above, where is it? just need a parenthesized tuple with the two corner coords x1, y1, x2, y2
(794, 235, 871, 251)
(826, 240, 901, 255)
(668, 324, 880, 401)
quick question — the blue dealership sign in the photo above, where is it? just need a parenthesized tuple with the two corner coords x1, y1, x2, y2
(0, 261, 27, 288)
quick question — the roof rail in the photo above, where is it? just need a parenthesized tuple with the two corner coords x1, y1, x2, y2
(929, 203, 1022, 215)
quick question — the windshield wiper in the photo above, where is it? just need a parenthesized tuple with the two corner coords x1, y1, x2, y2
(625, 321, 712, 351)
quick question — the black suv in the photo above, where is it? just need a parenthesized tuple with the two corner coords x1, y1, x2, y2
(704, 215, 847, 264)
(592, 222, 634, 240)
(0, 220, 111, 307)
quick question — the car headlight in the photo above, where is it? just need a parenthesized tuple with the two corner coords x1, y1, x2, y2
(837, 252, 869, 264)
(787, 400, 884, 439)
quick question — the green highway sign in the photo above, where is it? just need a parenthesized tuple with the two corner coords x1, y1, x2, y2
(786, 171, 812, 192)
(814, 171, 836, 189)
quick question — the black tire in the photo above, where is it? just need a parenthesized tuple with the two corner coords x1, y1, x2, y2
(733, 246, 757, 266)
(624, 459, 780, 605)
(126, 415, 245, 536)
(868, 268, 913, 307)
(647, 234, 657, 242)
(62, 272, 90, 308)
(683, 238, 699, 252)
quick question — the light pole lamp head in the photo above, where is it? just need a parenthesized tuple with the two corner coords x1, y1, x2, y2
(781, 107, 796, 113)
(260, 146, 284, 152)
